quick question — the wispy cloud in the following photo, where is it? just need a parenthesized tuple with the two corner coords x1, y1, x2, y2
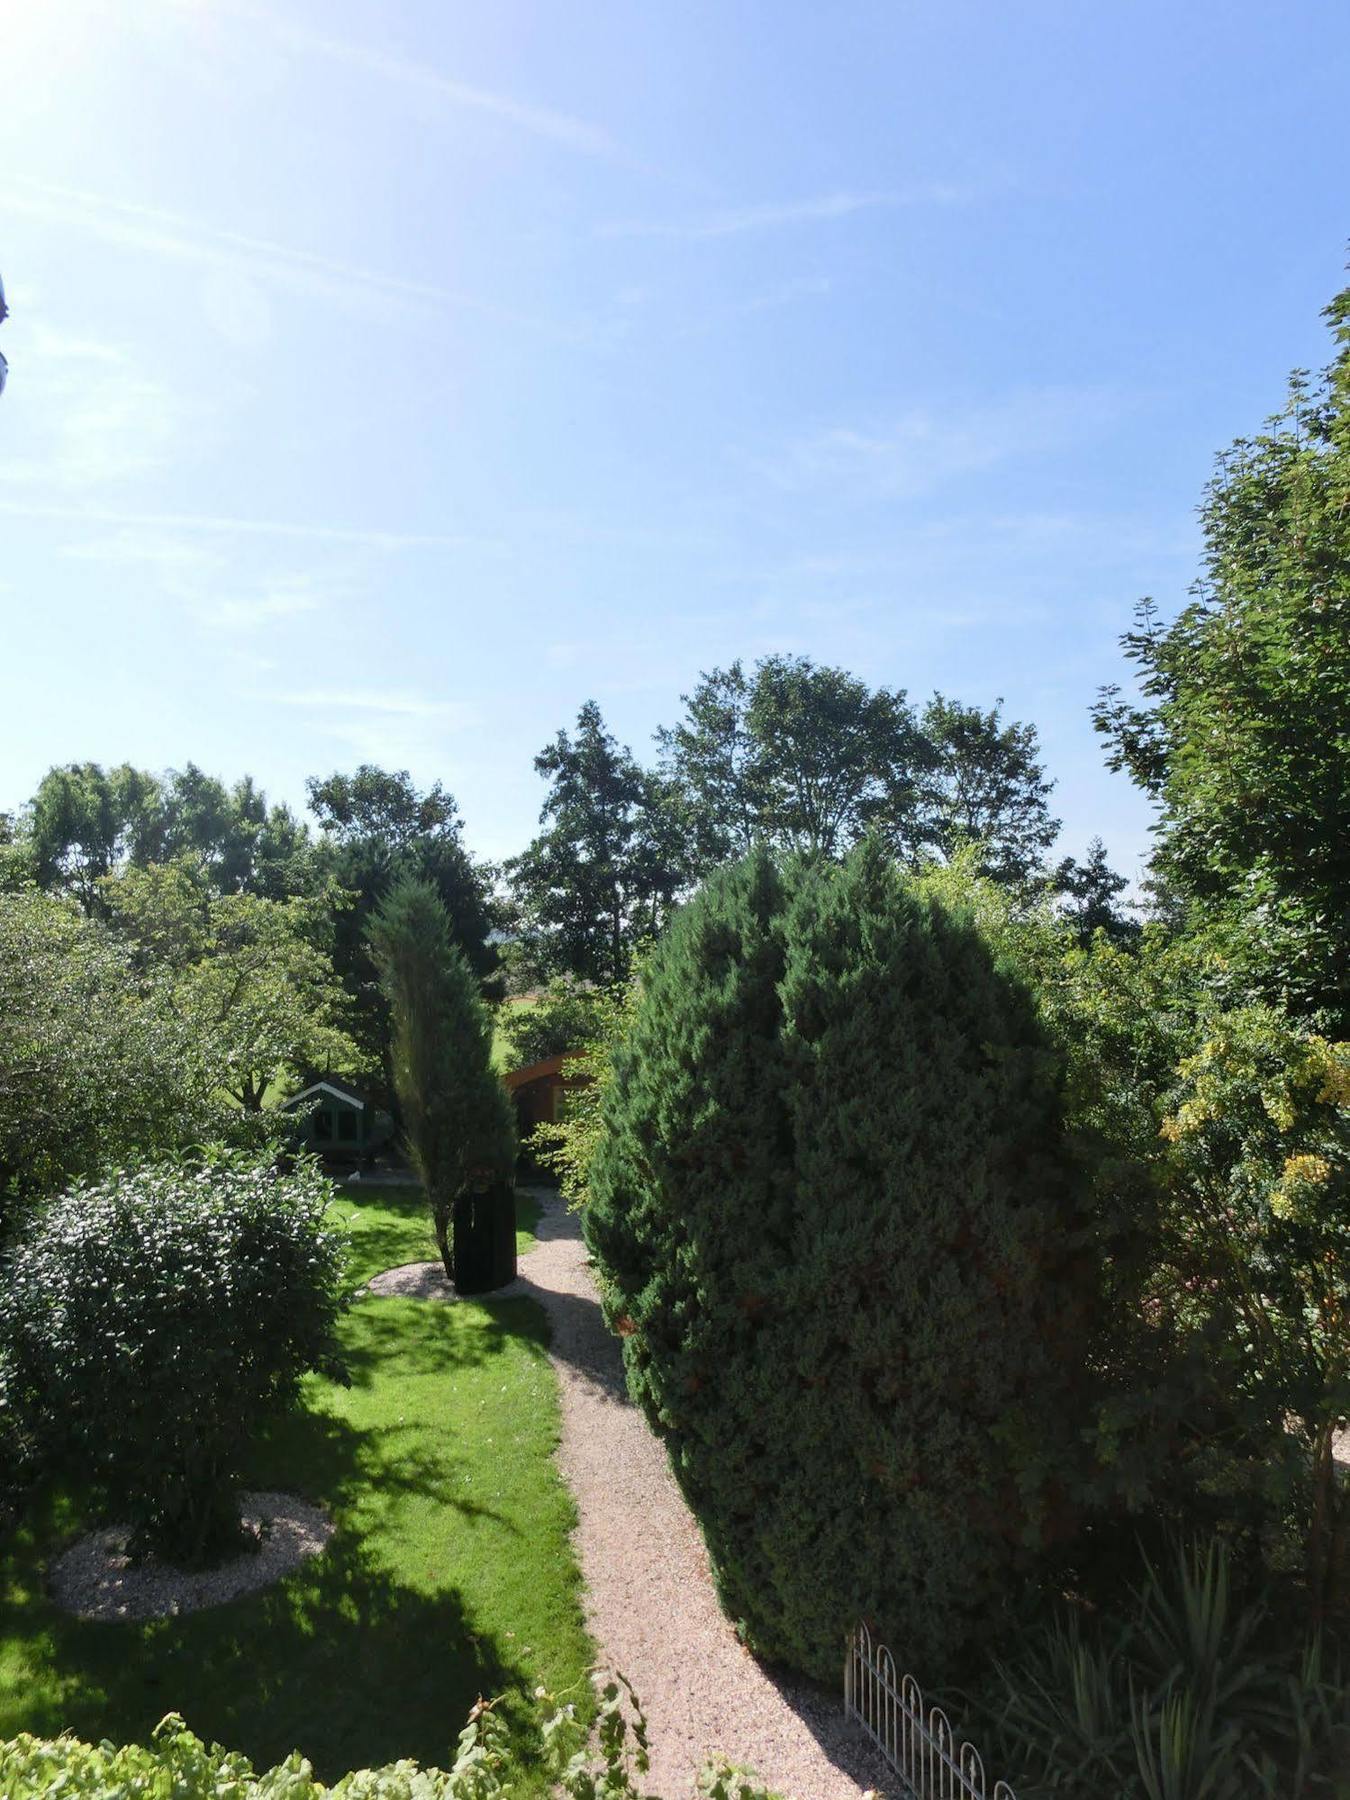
(5, 177, 471, 323)
(0, 326, 181, 487)
(4, 497, 492, 553)
(271, 689, 475, 723)
(212, 0, 615, 157)
(598, 186, 965, 242)
(205, 573, 326, 631)
(741, 387, 1129, 501)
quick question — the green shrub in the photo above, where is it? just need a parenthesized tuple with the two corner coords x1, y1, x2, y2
(984, 1537, 1350, 1798)
(585, 842, 1100, 1681)
(0, 1154, 347, 1565)
(0, 1681, 788, 1798)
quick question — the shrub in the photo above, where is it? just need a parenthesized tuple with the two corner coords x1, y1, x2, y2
(0, 1681, 789, 1798)
(0, 1154, 347, 1565)
(984, 1537, 1350, 1798)
(585, 842, 1100, 1681)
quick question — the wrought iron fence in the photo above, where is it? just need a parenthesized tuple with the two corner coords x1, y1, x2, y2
(844, 1624, 1016, 1800)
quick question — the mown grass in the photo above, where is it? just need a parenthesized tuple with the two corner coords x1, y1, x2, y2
(0, 1182, 587, 1788)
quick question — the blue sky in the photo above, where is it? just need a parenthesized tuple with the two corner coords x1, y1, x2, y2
(2, 0, 1347, 876)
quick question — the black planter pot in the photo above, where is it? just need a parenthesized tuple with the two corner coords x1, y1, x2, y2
(452, 1184, 518, 1294)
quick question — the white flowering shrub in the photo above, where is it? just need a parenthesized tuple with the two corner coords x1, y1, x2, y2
(0, 1153, 347, 1565)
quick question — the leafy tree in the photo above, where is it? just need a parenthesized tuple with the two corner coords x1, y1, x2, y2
(102, 859, 360, 1110)
(367, 876, 515, 1279)
(585, 843, 1100, 1680)
(1053, 836, 1138, 946)
(654, 661, 769, 870)
(156, 764, 314, 898)
(21, 761, 314, 909)
(26, 762, 162, 911)
(308, 766, 500, 1096)
(0, 1155, 346, 1565)
(658, 655, 924, 868)
(1093, 285, 1350, 1027)
(498, 979, 608, 1071)
(913, 693, 1059, 885)
(508, 703, 684, 985)
(0, 890, 240, 1223)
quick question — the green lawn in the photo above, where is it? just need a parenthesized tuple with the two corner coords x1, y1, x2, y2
(0, 1182, 587, 1787)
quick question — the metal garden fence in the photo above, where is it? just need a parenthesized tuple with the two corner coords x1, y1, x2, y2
(844, 1623, 1016, 1800)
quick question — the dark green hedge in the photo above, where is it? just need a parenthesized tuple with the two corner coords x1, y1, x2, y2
(585, 843, 1100, 1680)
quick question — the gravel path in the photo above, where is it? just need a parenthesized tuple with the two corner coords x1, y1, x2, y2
(510, 1190, 889, 1800)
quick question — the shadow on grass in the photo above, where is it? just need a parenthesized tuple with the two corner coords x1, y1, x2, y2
(338, 1293, 551, 1390)
(0, 1521, 535, 1783)
(0, 1291, 571, 1790)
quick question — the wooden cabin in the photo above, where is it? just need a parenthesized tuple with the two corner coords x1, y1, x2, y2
(504, 1052, 591, 1142)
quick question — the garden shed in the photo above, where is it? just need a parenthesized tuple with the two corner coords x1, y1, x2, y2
(281, 1076, 384, 1158)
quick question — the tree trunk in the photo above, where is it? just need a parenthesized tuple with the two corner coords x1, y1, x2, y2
(431, 1196, 454, 1281)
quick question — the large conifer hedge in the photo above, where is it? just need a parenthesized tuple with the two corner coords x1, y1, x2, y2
(584, 842, 1099, 1680)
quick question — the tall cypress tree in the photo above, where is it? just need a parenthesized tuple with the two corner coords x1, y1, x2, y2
(367, 875, 514, 1280)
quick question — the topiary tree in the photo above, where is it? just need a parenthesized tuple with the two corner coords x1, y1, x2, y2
(585, 840, 1101, 1681)
(0, 1155, 347, 1566)
(368, 875, 516, 1285)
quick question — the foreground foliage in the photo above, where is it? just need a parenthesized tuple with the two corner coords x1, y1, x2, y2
(586, 843, 1099, 1680)
(0, 1155, 346, 1565)
(0, 1678, 789, 1800)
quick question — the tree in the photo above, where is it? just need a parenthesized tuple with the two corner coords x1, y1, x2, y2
(103, 859, 360, 1110)
(584, 843, 1099, 1680)
(654, 662, 769, 871)
(1093, 285, 1350, 1028)
(20, 761, 316, 908)
(508, 703, 685, 985)
(0, 890, 241, 1224)
(26, 762, 163, 911)
(367, 876, 515, 1280)
(1053, 836, 1139, 946)
(308, 767, 500, 1096)
(913, 693, 1059, 885)
(156, 764, 314, 898)
(657, 655, 924, 869)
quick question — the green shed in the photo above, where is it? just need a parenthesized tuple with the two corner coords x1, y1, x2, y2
(280, 1077, 388, 1161)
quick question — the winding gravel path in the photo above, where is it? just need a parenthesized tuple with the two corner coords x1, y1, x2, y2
(510, 1190, 889, 1800)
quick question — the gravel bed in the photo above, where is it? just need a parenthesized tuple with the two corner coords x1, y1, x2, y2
(49, 1492, 333, 1622)
(366, 1260, 526, 1301)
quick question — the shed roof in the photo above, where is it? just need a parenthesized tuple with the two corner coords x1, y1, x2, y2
(281, 1076, 368, 1112)
(503, 1051, 591, 1091)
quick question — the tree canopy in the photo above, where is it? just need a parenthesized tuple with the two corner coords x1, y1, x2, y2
(1093, 285, 1350, 1026)
(507, 702, 684, 986)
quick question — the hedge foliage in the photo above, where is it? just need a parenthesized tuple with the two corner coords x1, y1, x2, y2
(585, 842, 1101, 1680)
(0, 1154, 347, 1565)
